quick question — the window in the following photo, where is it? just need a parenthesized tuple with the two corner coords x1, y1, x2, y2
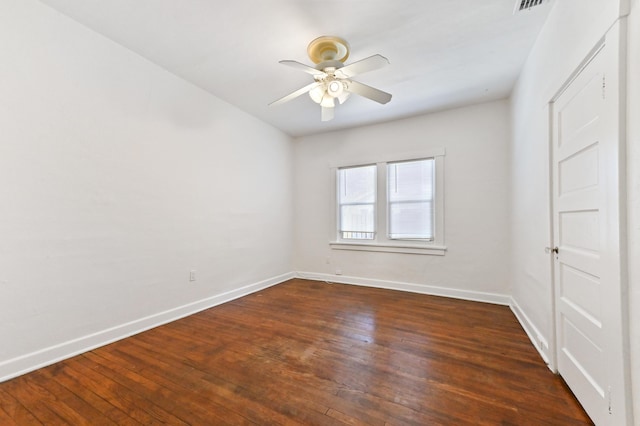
(331, 150, 445, 255)
(337, 165, 376, 240)
(388, 159, 434, 240)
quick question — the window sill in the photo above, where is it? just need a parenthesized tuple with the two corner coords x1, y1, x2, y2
(329, 241, 447, 256)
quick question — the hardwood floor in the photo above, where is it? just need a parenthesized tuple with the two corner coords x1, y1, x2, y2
(0, 279, 592, 425)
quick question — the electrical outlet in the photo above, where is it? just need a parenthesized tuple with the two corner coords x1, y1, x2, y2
(189, 270, 196, 282)
(335, 268, 342, 275)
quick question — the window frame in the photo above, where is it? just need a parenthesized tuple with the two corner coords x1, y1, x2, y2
(330, 149, 446, 256)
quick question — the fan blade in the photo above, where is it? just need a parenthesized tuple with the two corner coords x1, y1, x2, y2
(335, 54, 389, 78)
(279, 60, 326, 76)
(321, 106, 335, 122)
(269, 82, 321, 107)
(346, 80, 392, 104)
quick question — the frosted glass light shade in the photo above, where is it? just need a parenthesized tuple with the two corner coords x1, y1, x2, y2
(309, 85, 325, 103)
(320, 95, 335, 108)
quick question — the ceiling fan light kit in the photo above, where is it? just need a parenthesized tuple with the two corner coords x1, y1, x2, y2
(270, 36, 392, 122)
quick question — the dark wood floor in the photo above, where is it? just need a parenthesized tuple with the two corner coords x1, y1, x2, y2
(0, 279, 592, 425)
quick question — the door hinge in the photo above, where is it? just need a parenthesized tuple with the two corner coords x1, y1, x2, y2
(608, 386, 613, 415)
(602, 75, 606, 100)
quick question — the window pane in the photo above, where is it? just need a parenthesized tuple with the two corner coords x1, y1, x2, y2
(340, 204, 375, 239)
(389, 201, 433, 239)
(338, 165, 376, 240)
(388, 158, 435, 240)
(339, 165, 376, 204)
(388, 159, 433, 202)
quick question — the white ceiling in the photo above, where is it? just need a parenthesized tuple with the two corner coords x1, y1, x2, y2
(37, 0, 552, 137)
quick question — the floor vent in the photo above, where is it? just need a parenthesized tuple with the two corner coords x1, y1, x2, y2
(514, 0, 548, 13)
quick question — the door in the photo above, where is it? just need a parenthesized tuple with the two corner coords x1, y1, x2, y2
(550, 23, 630, 425)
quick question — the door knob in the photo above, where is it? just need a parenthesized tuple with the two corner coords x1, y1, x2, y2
(545, 246, 559, 254)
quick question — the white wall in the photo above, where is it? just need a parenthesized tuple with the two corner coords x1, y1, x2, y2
(627, 0, 640, 420)
(0, 0, 294, 380)
(2, 0, 637, 417)
(294, 100, 511, 302)
(510, 0, 636, 421)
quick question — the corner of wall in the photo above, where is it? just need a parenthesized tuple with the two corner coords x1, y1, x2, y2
(509, 297, 553, 370)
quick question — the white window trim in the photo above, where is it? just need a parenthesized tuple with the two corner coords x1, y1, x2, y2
(329, 149, 446, 256)
(329, 241, 447, 255)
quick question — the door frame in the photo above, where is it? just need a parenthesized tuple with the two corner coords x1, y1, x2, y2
(547, 20, 632, 424)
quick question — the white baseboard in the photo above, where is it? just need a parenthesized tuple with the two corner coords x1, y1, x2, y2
(296, 271, 511, 306)
(510, 297, 554, 371)
(2, 272, 554, 384)
(0, 271, 295, 383)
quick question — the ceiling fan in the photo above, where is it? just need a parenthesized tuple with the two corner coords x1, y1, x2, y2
(269, 36, 392, 122)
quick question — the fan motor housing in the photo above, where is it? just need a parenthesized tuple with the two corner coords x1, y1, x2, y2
(315, 60, 344, 73)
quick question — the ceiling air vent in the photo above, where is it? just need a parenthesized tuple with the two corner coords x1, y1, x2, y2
(514, 0, 548, 13)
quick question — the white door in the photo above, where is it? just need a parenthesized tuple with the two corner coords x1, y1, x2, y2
(550, 23, 630, 425)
